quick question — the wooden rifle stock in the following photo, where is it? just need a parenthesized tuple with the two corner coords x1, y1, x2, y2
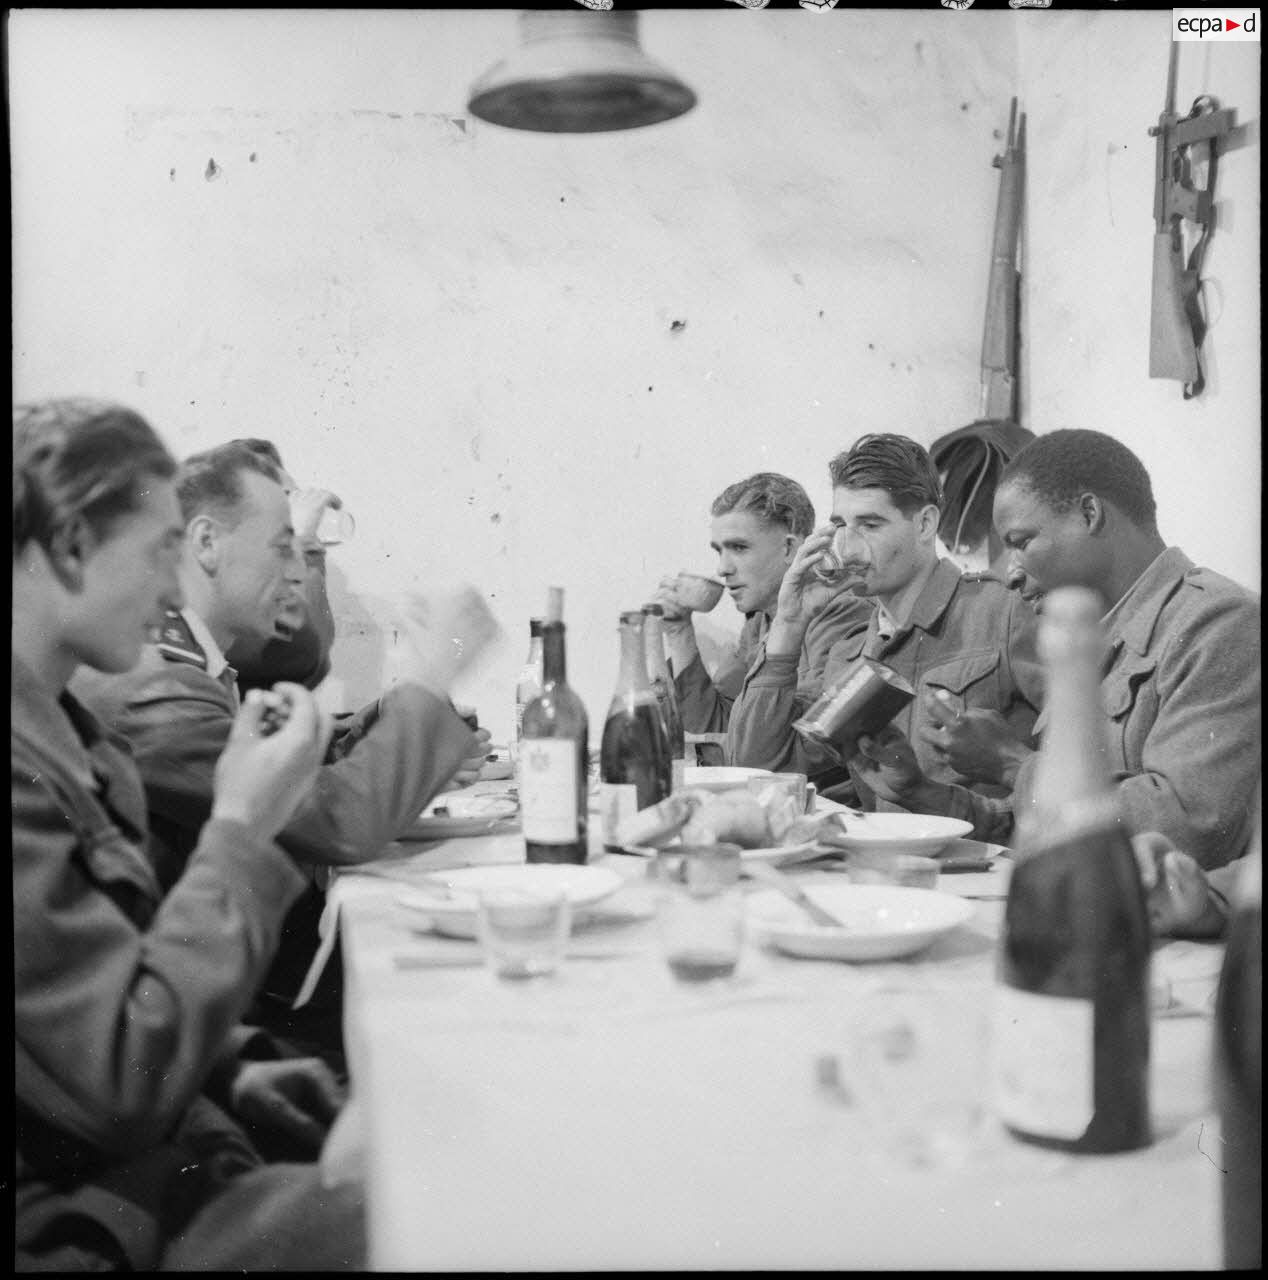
(980, 98, 1025, 421)
(1147, 44, 1237, 397)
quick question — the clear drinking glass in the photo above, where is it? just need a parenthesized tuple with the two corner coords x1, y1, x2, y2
(475, 886, 571, 980)
(315, 506, 356, 546)
(653, 845, 745, 982)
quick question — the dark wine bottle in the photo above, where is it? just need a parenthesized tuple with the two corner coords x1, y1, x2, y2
(641, 603, 685, 792)
(992, 586, 1152, 1154)
(1214, 840, 1261, 1269)
(519, 588, 589, 865)
(600, 610, 671, 852)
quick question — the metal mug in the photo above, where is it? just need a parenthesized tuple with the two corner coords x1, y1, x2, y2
(793, 658, 916, 762)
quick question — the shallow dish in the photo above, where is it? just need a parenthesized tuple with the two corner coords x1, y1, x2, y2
(395, 863, 623, 939)
(816, 812, 973, 857)
(747, 883, 974, 961)
(399, 794, 519, 841)
(626, 838, 820, 868)
(681, 766, 772, 792)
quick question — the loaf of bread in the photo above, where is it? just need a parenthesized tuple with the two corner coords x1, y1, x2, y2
(615, 791, 701, 849)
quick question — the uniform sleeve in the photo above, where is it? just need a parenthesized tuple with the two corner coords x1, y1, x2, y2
(275, 681, 475, 865)
(12, 758, 305, 1157)
(673, 631, 752, 734)
(725, 602, 869, 779)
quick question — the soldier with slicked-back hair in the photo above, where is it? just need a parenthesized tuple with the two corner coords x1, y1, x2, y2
(651, 470, 872, 787)
(727, 433, 1043, 806)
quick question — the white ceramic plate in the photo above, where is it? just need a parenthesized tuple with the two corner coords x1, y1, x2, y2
(399, 794, 519, 841)
(817, 812, 973, 857)
(681, 766, 772, 792)
(748, 883, 974, 962)
(625, 838, 821, 868)
(395, 863, 624, 939)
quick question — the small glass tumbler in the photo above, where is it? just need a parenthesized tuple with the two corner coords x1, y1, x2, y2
(748, 772, 813, 816)
(811, 527, 857, 587)
(475, 886, 571, 980)
(316, 506, 356, 546)
(653, 844, 745, 982)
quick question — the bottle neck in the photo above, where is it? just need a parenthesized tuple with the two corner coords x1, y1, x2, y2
(617, 618, 652, 695)
(642, 614, 668, 679)
(1023, 593, 1115, 841)
(541, 623, 566, 686)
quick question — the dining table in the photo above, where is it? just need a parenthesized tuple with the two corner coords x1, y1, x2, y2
(311, 772, 1229, 1271)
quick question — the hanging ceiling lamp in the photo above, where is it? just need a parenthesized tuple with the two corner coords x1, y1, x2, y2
(467, 10, 697, 134)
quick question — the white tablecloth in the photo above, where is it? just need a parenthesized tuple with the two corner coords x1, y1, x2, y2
(319, 799, 1226, 1270)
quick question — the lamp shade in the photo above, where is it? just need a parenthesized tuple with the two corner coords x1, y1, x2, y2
(467, 11, 696, 134)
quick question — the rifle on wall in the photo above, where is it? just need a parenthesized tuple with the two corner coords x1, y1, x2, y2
(1147, 43, 1236, 399)
(980, 97, 1025, 422)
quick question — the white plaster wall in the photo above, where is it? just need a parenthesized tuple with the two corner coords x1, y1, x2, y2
(9, 9, 1258, 742)
(1018, 10, 1260, 596)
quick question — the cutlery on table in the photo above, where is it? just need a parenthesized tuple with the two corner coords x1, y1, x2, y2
(742, 860, 847, 929)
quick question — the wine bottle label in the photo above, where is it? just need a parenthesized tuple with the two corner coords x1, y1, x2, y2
(671, 756, 685, 793)
(519, 739, 579, 842)
(600, 783, 639, 846)
(990, 986, 1094, 1139)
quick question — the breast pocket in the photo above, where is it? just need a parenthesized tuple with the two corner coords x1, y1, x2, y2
(921, 648, 1002, 716)
(1101, 657, 1157, 773)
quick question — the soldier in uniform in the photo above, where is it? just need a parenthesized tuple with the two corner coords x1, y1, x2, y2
(652, 471, 873, 788)
(72, 440, 498, 1063)
(726, 433, 1043, 809)
(859, 429, 1260, 870)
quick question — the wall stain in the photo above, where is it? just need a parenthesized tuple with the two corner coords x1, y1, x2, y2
(204, 158, 221, 181)
(670, 319, 686, 333)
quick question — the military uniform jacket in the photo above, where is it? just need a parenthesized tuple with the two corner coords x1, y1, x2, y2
(71, 610, 475, 889)
(674, 591, 874, 745)
(12, 654, 306, 1269)
(1010, 547, 1261, 868)
(727, 558, 1043, 796)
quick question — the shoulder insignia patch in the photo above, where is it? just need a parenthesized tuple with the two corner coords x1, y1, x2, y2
(156, 611, 208, 670)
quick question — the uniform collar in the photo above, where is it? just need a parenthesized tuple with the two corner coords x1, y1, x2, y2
(1103, 547, 1195, 657)
(157, 607, 232, 682)
(882, 557, 963, 636)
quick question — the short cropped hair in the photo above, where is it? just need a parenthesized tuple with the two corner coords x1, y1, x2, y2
(232, 437, 286, 471)
(177, 441, 283, 527)
(1000, 429, 1158, 531)
(13, 398, 176, 555)
(828, 433, 943, 515)
(711, 472, 816, 538)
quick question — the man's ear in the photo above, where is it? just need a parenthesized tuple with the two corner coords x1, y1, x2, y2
(783, 532, 801, 563)
(188, 513, 221, 574)
(915, 503, 942, 543)
(1079, 493, 1107, 535)
(45, 516, 95, 592)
